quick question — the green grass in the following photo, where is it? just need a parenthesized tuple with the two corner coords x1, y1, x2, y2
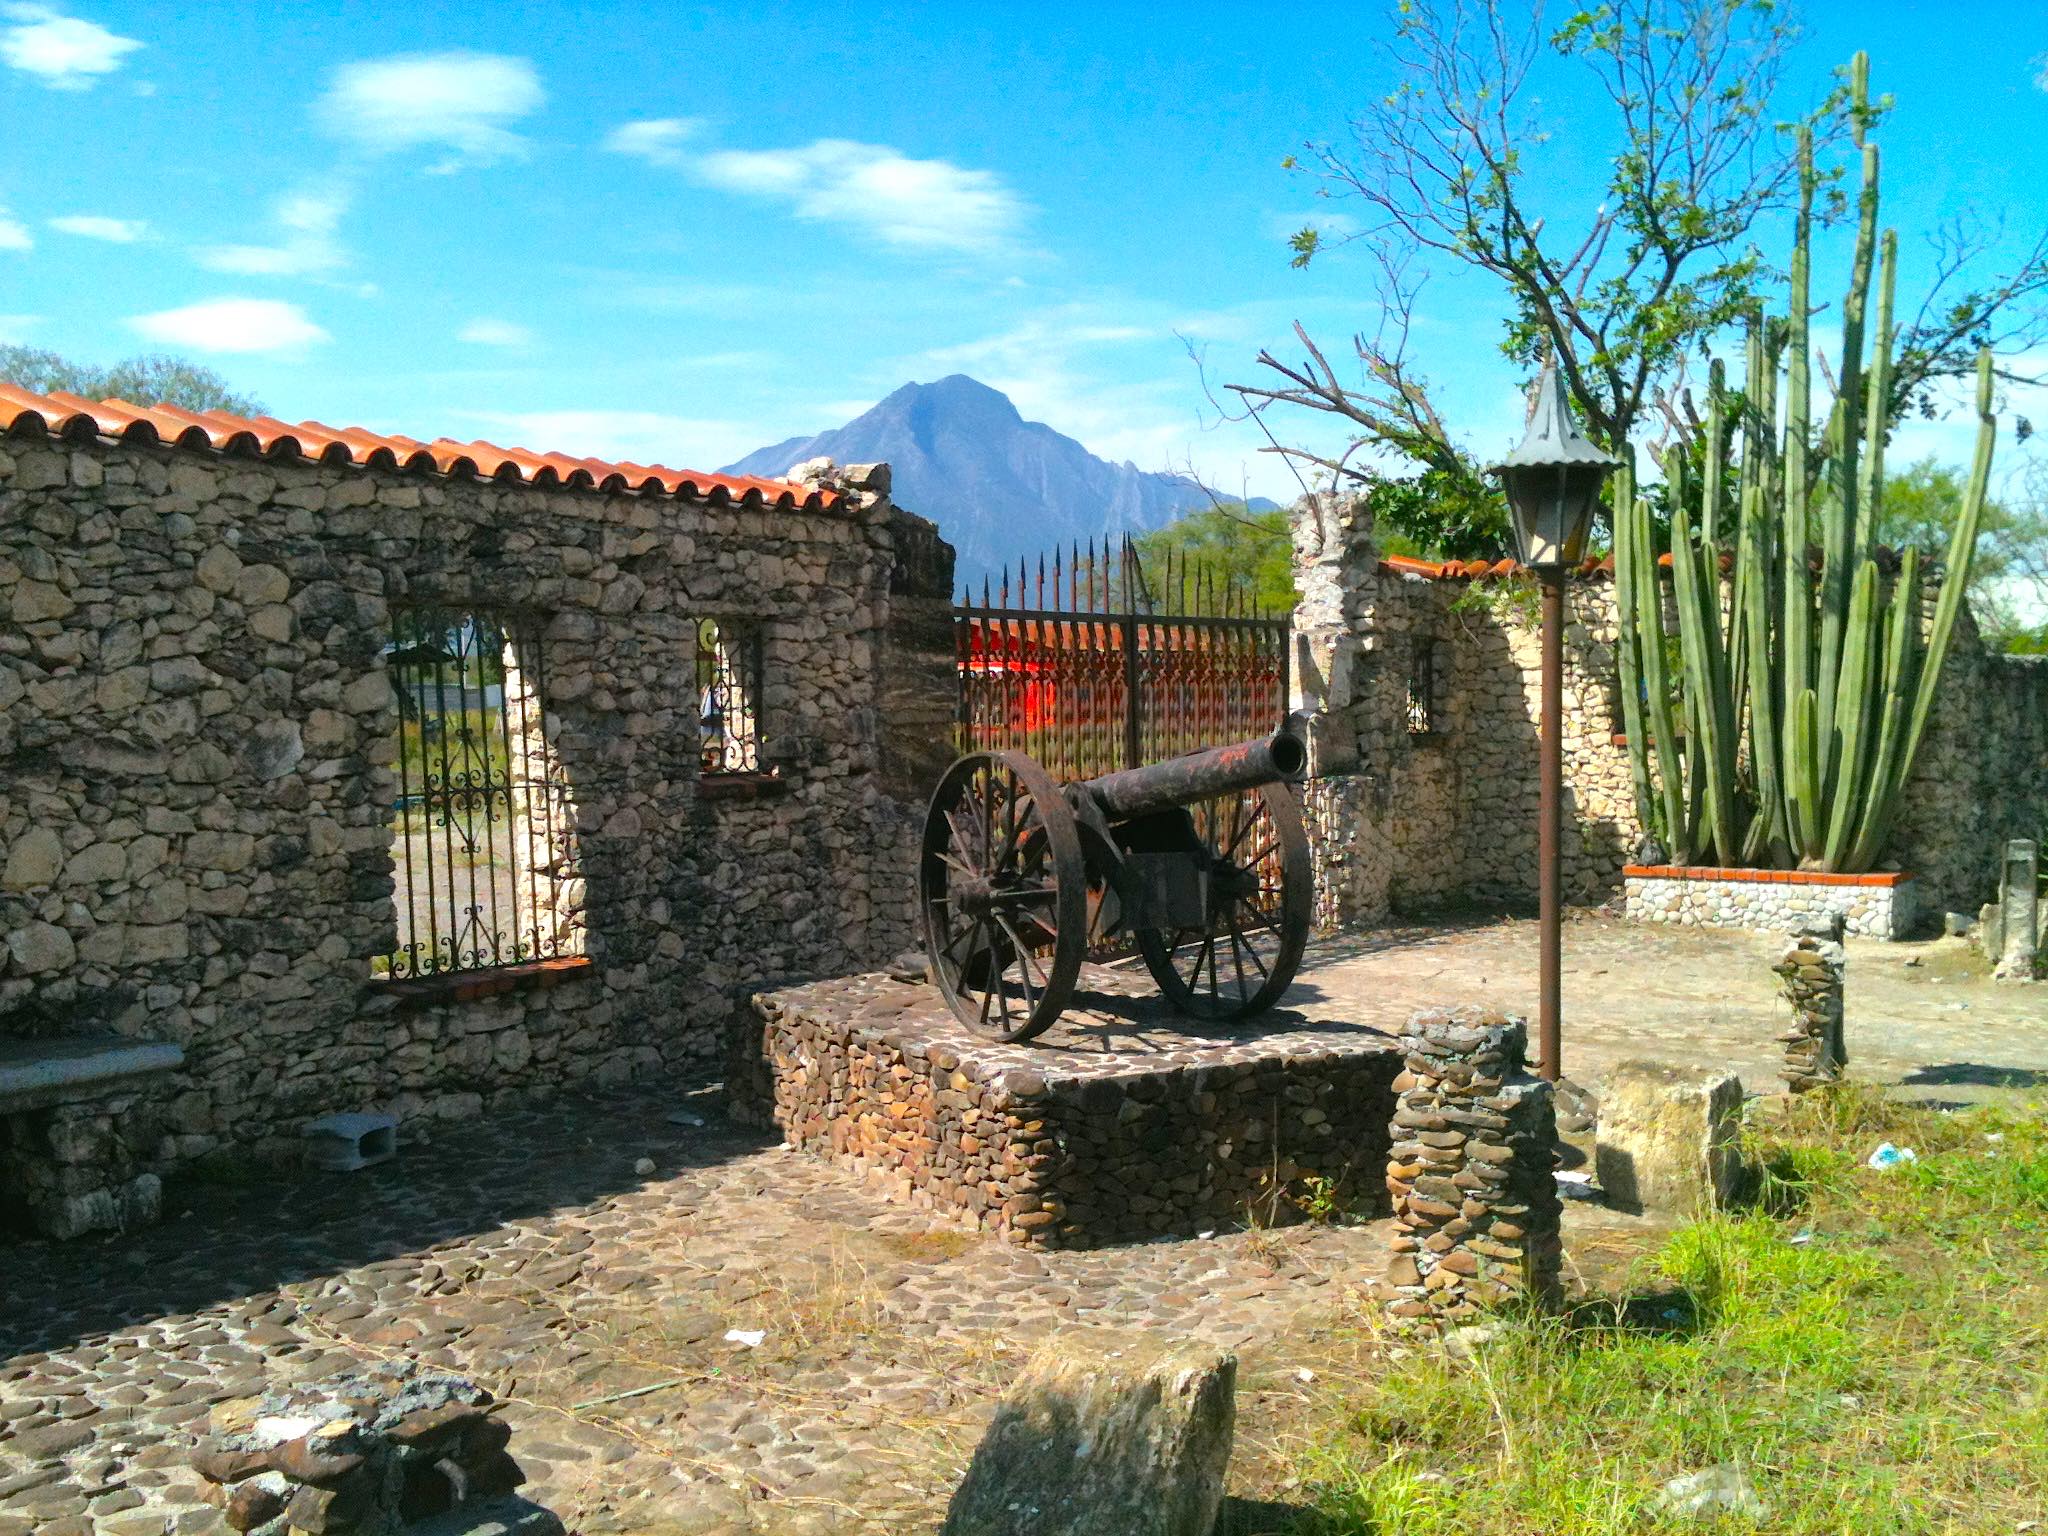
(1290, 1091, 2048, 1534)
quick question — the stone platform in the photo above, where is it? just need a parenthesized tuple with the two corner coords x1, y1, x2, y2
(732, 965, 1403, 1247)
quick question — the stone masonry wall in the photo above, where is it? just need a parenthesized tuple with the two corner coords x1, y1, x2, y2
(738, 969, 1402, 1248)
(1291, 492, 2048, 926)
(1, 430, 934, 1178)
(1626, 867, 1916, 940)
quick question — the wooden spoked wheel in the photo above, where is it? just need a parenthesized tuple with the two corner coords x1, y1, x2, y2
(919, 750, 1086, 1043)
(1135, 781, 1311, 1021)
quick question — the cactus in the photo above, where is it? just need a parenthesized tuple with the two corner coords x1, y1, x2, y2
(1612, 52, 1998, 874)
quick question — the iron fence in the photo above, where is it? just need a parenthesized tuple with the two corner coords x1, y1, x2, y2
(955, 534, 1291, 781)
(383, 605, 581, 979)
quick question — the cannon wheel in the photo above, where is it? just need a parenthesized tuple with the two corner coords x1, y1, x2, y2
(1134, 782, 1311, 1021)
(919, 750, 1086, 1043)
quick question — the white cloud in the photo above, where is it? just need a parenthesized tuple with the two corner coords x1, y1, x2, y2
(0, 313, 40, 342)
(0, 208, 30, 251)
(0, 4, 140, 89)
(2034, 53, 2048, 92)
(694, 139, 1029, 254)
(128, 297, 328, 354)
(195, 188, 348, 277)
(317, 52, 543, 171)
(458, 318, 531, 347)
(48, 213, 146, 242)
(604, 117, 699, 168)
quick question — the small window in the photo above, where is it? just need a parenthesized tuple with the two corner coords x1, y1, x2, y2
(696, 618, 766, 774)
(382, 606, 583, 979)
(1406, 638, 1440, 736)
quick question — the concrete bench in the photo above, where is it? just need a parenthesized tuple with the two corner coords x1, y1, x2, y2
(0, 1035, 183, 1238)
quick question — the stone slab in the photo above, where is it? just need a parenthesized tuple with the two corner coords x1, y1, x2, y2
(1592, 1060, 1743, 1216)
(0, 1037, 183, 1113)
(942, 1332, 1235, 1536)
(735, 965, 1404, 1246)
(404, 1496, 567, 1535)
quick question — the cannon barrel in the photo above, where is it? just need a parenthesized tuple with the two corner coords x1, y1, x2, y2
(1078, 728, 1307, 823)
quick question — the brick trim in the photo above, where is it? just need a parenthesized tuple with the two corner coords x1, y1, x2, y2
(367, 955, 594, 1007)
(696, 772, 791, 801)
(1623, 865, 1912, 889)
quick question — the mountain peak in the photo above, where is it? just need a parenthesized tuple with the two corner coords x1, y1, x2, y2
(722, 376, 1270, 584)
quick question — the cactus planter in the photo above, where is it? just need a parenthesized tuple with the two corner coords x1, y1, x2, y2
(1613, 54, 1999, 875)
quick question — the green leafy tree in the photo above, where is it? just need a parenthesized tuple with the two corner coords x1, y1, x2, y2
(1131, 503, 1297, 614)
(1227, 0, 2048, 553)
(0, 344, 261, 415)
(1875, 457, 2048, 652)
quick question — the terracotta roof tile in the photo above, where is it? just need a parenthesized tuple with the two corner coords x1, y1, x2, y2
(0, 383, 841, 511)
(1374, 550, 1633, 583)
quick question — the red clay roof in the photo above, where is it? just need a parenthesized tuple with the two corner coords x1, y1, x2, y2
(0, 383, 842, 511)
(1378, 552, 1626, 582)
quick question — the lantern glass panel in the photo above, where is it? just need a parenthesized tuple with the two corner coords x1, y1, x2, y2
(1504, 463, 1604, 569)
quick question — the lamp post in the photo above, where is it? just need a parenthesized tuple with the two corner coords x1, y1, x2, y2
(1489, 360, 1617, 1083)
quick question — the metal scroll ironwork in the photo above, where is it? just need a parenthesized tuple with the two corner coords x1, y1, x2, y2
(695, 617, 765, 775)
(382, 605, 582, 979)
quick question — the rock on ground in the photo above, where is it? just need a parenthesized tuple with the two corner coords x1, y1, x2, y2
(942, 1333, 1235, 1536)
(1593, 1060, 1744, 1217)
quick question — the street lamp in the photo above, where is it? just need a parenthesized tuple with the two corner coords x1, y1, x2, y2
(1489, 359, 1616, 1082)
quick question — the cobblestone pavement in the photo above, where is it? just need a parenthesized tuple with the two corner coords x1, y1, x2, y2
(2, 918, 2038, 1535)
(1293, 914, 2047, 1107)
(0, 1081, 1417, 1536)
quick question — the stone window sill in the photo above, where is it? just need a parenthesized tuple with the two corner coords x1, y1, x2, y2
(698, 772, 791, 801)
(368, 955, 593, 1006)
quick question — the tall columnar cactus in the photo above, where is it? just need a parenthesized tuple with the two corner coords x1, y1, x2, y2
(1613, 53, 1999, 874)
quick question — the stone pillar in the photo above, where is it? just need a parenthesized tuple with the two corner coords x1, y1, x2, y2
(1773, 930, 1846, 1091)
(1, 1094, 163, 1239)
(1377, 1009, 1563, 1321)
(1288, 491, 1395, 930)
(1995, 838, 2039, 982)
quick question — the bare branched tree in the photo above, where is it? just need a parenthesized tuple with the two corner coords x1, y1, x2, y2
(1224, 0, 2048, 555)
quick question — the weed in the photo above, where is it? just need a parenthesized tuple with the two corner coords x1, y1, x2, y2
(1284, 1096, 2048, 1535)
(1294, 1174, 1344, 1225)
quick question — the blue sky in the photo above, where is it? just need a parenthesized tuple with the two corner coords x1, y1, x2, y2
(0, 0, 2043, 509)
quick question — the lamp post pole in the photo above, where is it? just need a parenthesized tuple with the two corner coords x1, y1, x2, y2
(1489, 357, 1615, 1088)
(1537, 567, 1564, 1082)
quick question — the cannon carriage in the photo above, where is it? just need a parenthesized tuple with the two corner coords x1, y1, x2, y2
(917, 729, 1313, 1042)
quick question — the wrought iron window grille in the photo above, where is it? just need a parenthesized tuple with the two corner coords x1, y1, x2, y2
(381, 605, 583, 981)
(1406, 639, 1440, 737)
(695, 618, 766, 775)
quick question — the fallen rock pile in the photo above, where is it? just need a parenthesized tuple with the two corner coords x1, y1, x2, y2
(189, 1361, 526, 1534)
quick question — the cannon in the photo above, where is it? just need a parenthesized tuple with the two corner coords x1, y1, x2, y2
(917, 729, 1313, 1042)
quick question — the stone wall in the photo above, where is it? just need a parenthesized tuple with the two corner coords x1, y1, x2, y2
(1291, 494, 1641, 926)
(1, 427, 945, 1185)
(1291, 493, 2048, 926)
(738, 967, 1402, 1248)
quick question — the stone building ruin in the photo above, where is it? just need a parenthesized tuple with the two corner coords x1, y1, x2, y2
(0, 387, 953, 1235)
(1289, 490, 2048, 931)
